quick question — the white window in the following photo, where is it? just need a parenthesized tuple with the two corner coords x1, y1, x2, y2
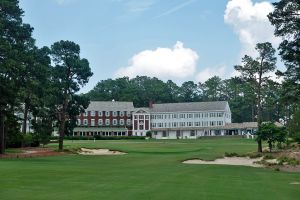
(139, 115, 144, 119)
(106, 111, 110, 117)
(127, 119, 131, 125)
(105, 119, 110, 126)
(113, 119, 117, 125)
(120, 111, 124, 117)
(113, 111, 117, 117)
(120, 119, 124, 125)
(127, 111, 131, 117)
(84, 111, 88, 116)
(98, 111, 103, 116)
(84, 119, 88, 126)
(134, 115, 138, 119)
(188, 122, 193, 126)
(77, 119, 81, 125)
(91, 111, 95, 116)
(91, 119, 95, 126)
(145, 115, 149, 120)
(98, 119, 103, 126)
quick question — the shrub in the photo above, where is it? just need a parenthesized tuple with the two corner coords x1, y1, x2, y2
(146, 131, 152, 138)
(248, 152, 262, 158)
(263, 154, 275, 160)
(93, 135, 145, 140)
(277, 156, 300, 166)
(23, 134, 33, 147)
(292, 132, 300, 144)
(224, 152, 239, 157)
(6, 132, 23, 148)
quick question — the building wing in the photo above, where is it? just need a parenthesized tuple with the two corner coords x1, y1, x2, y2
(151, 101, 229, 112)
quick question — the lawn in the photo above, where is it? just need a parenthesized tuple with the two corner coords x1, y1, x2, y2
(0, 137, 299, 200)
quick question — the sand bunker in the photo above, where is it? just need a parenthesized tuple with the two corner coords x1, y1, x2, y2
(78, 148, 126, 155)
(183, 157, 263, 167)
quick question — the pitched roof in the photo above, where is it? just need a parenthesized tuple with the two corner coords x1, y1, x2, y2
(86, 101, 135, 111)
(224, 122, 257, 129)
(150, 101, 229, 112)
(133, 107, 150, 113)
(224, 122, 283, 129)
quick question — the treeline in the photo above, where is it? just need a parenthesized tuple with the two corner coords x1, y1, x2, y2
(0, 0, 93, 154)
(85, 75, 283, 123)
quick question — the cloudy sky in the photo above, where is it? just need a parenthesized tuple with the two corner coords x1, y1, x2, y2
(20, 0, 280, 92)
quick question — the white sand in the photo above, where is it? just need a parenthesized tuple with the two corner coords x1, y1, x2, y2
(78, 148, 126, 155)
(183, 157, 263, 167)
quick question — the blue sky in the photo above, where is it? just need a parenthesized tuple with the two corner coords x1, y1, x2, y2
(19, 0, 279, 93)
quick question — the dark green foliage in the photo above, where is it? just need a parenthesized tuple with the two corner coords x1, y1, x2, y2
(234, 42, 277, 152)
(256, 122, 288, 152)
(292, 132, 300, 144)
(277, 156, 300, 166)
(224, 152, 240, 157)
(50, 40, 93, 151)
(199, 76, 224, 101)
(6, 132, 40, 148)
(146, 131, 152, 138)
(268, 1, 300, 101)
(93, 135, 145, 140)
(287, 104, 300, 143)
(0, 0, 34, 154)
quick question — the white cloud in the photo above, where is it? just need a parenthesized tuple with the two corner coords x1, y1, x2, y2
(115, 41, 199, 80)
(224, 0, 280, 57)
(195, 65, 227, 83)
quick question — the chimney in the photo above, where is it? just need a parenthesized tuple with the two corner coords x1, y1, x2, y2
(149, 100, 153, 108)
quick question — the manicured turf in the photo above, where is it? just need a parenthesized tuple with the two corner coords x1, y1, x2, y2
(1, 138, 300, 200)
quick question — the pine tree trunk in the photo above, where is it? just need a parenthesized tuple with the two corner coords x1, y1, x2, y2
(257, 139, 262, 153)
(0, 111, 5, 154)
(257, 60, 263, 153)
(22, 100, 29, 134)
(268, 141, 272, 152)
(58, 99, 68, 151)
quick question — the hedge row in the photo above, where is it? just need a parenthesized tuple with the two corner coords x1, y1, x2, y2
(50, 136, 146, 140)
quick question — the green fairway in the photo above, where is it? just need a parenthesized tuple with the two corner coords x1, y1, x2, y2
(0, 138, 299, 200)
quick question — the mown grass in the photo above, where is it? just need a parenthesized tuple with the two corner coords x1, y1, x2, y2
(0, 137, 299, 200)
